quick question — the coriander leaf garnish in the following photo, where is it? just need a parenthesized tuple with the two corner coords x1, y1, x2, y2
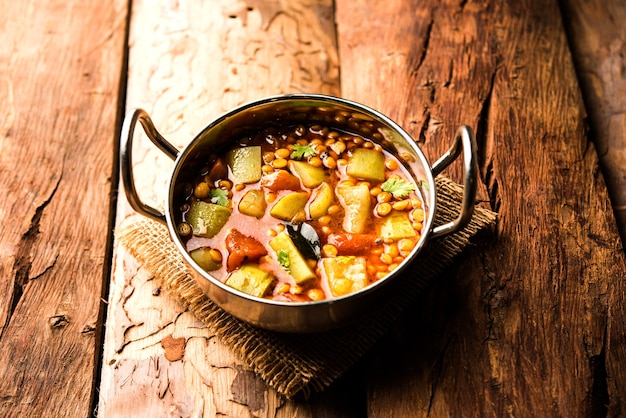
(209, 188, 229, 206)
(381, 178, 416, 199)
(290, 144, 316, 160)
(277, 250, 291, 272)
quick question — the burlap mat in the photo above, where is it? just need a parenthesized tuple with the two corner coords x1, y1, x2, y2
(117, 176, 496, 399)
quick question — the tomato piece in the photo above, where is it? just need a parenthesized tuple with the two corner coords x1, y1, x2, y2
(327, 233, 378, 255)
(261, 169, 301, 191)
(225, 229, 268, 272)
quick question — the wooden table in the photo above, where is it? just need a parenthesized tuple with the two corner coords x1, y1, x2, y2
(2, 0, 625, 416)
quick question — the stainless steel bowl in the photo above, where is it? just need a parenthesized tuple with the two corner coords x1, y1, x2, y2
(121, 93, 477, 333)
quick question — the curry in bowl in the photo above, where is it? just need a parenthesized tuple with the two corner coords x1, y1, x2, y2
(174, 115, 425, 302)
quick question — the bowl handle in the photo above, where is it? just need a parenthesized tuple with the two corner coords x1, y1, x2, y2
(429, 125, 478, 238)
(120, 108, 179, 224)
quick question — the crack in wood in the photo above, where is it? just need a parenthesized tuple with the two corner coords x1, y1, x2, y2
(410, 16, 435, 75)
(481, 277, 507, 346)
(444, 60, 454, 88)
(588, 322, 609, 417)
(418, 108, 431, 145)
(426, 335, 453, 416)
(116, 311, 184, 355)
(2, 175, 62, 339)
(479, 236, 503, 347)
(81, 323, 97, 334)
(118, 362, 138, 388)
(186, 354, 216, 390)
(115, 321, 143, 354)
(476, 69, 501, 214)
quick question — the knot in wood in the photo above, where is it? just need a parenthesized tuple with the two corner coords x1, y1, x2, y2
(48, 314, 70, 329)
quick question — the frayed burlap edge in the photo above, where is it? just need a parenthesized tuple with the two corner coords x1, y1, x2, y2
(116, 176, 497, 399)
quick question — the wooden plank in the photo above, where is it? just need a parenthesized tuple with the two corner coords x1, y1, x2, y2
(560, 0, 626, 244)
(336, 0, 626, 416)
(0, 1, 128, 417)
(98, 1, 363, 416)
(560, 0, 626, 413)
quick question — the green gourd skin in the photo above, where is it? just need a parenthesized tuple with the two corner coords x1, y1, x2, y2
(186, 201, 232, 238)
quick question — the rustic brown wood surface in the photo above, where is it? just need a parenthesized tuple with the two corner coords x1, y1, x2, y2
(561, 0, 626, 244)
(0, 0, 127, 416)
(338, 0, 626, 415)
(0, 0, 625, 417)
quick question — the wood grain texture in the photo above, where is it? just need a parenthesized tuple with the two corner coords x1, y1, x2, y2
(0, 0, 622, 415)
(560, 0, 626, 243)
(0, 0, 620, 415)
(336, 0, 626, 416)
(98, 1, 353, 416)
(0, 0, 127, 417)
